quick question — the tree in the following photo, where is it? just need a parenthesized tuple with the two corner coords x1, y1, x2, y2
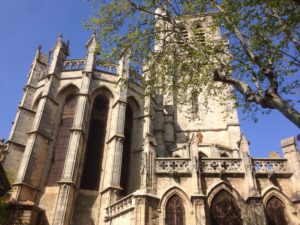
(87, 0, 300, 128)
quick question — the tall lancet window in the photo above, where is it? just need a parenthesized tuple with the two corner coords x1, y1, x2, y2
(266, 197, 287, 225)
(192, 91, 199, 114)
(80, 95, 109, 190)
(47, 95, 78, 186)
(166, 195, 185, 225)
(210, 190, 243, 225)
(120, 104, 134, 196)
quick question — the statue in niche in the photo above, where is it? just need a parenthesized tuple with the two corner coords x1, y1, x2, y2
(197, 130, 203, 144)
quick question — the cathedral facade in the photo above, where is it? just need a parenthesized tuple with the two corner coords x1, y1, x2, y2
(1, 14, 300, 225)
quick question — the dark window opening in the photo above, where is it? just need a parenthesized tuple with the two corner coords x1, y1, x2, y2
(47, 95, 78, 186)
(266, 197, 287, 225)
(166, 195, 185, 225)
(198, 152, 208, 158)
(220, 152, 229, 157)
(80, 95, 109, 190)
(120, 104, 134, 196)
(210, 190, 243, 225)
(192, 92, 199, 114)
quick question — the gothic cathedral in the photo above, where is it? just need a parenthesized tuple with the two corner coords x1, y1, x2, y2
(1, 13, 300, 225)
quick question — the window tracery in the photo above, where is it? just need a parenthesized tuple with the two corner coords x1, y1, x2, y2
(266, 197, 287, 225)
(166, 195, 185, 225)
(47, 94, 78, 186)
(210, 190, 243, 225)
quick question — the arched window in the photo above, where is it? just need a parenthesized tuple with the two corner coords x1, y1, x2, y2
(166, 195, 185, 225)
(80, 95, 109, 190)
(120, 104, 134, 196)
(266, 197, 287, 225)
(210, 190, 243, 225)
(47, 95, 78, 186)
(192, 92, 199, 114)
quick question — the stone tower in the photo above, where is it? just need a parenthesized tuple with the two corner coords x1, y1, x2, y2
(1, 14, 300, 225)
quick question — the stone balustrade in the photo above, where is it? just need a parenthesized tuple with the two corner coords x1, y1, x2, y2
(105, 194, 135, 219)
(200, 158, 243, 175)
(155, 158, 192, 175)
(63, 59, 86, 70)
(96, 60, 119, 74)
(253, 158, 290, 174)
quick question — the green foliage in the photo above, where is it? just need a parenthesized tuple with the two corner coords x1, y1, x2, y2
(87, 0, 300, 127)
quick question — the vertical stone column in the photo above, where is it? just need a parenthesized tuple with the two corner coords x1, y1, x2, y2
(191, 196, 206, 225)
(188, 134, 204, 195)
(107, 50, 130, 188)
(239, 135, 267, 224)
(3, 46, 48, 179)
(11, 35, 68, 203)
(247, 198, 267, 225)
(52, 34, 96, 225)
(240, 134, 259, 198)
(140, 79, 157, 193)
(98, 50, 130, 225)
(281, 137, 300, 202)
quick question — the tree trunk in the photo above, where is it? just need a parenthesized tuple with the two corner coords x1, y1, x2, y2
(267, 95, 300, 129)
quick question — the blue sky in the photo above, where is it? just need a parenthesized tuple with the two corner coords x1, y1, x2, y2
(0, 0, 299, 157)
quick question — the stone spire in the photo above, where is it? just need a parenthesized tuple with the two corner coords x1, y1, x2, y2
(85, 32, 98, 71)
(48, 33, 69, 74)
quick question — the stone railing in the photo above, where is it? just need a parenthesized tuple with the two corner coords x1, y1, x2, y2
(253, 159, 290, 174)
(96, 60, 119, 74)
(155, 158, 192, 175)
(200, 158, 243, 174)
(63, 59, 86, 70)
(105, 194, 135, 219)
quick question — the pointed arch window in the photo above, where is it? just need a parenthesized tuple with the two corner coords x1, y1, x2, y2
(166, 195, 185, 225)
(80, 95, 109, 190)
(266, 197, 287, 225)
(47, 94, 78, 186)
(210, 190, 243, 225)
(120, 103, 134, 196)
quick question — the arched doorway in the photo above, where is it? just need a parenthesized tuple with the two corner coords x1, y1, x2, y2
(266, 197, 287, 225)
(165, 195, 185, 225)
(210, 190, 243, 225)
(80, 95, 109, 190)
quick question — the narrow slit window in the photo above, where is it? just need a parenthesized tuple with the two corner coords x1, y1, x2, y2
(192, 92, 199, 114)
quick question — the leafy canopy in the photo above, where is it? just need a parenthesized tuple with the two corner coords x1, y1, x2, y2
(87, 0, 300, 126)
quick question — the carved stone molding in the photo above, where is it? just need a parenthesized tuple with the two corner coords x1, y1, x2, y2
(155, 158, 192, 175)
(252, 159, 292, 177)
(200, 158, 244, 176)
